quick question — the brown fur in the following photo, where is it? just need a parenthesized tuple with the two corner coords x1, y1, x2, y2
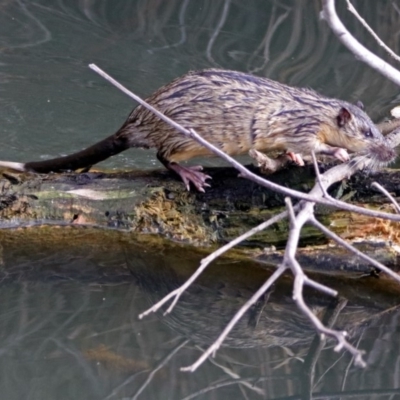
(0, 68, 396, 190)
(118, 69, 394, 164)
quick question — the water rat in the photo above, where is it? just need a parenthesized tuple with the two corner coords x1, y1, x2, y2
(0, 69, 395, 191)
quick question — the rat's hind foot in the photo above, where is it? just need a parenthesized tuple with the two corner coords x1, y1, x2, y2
(167, 162, 212, 192)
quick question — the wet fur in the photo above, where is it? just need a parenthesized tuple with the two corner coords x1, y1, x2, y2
(0, 69, 396, 176)
(115, 69, 395, 164)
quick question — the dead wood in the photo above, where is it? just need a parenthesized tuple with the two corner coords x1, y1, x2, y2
(0, 164, 399, 250)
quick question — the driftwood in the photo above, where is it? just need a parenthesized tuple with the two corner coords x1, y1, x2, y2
(0, 164, 399, 276)
(0, 164, 398, 241)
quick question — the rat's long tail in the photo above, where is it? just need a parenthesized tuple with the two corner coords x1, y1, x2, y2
(0, 132, 130, 173)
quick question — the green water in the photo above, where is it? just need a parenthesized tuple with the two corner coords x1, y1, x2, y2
(0, 0, 400, 399)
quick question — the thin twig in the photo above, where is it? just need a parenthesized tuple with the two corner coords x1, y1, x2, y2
(340, 331, 365, 391)
(181, 264, 287, 372)
(345, 0, 400, 63)
(303, 276, 337, 297)
(321, 0, 400, 86)
(139, 210, 289, 318)
(311, 152, 328, 198)
(371, 182, 400, 213)
(310, 216, 400, 285)
(292, 267, 365, 367)
(131, 339, 189, 400)
(285, 197, 297, 226)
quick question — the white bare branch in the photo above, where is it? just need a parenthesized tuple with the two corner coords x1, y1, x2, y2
(311, 152, 329, 198)
(181, 264, 287, 372)
(321, 0, 400, 86)
(371, 182, 400, 213)
(345, 0, 400, 63)
(283, 196, 366, 366)
(139, 210, 289, 319)
(89, 63, 400, 372)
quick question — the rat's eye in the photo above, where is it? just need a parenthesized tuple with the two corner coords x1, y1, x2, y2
(364, 129, 373, 138)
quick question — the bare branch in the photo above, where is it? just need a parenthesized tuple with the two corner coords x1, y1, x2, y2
(345, 0, 400, 63)
(285, 196, 297, 226)
(311, 152, 328, 198)
(139, 210, 289, 319)
(321, 0, 400, 86)
(310, 216, 400, 285)
(371, 181, 400, 213)
(282, 196, 366, 366)
(181, 264, 287, 372)
(303, 275, 338, 297)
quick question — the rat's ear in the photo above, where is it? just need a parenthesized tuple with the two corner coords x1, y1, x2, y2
(337, 107, 352, 127)
(355, 100, 364, 110)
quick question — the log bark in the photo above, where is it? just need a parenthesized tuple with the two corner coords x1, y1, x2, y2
(0, 164, 398, 260)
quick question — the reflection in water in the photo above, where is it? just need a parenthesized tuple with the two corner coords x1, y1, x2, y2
(0, 0, 51, 49)
(0, 229, 399, 399)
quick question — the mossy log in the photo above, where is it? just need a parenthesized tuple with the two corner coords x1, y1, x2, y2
(0, 165, 399, 269)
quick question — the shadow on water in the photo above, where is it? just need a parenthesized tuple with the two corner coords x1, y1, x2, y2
(0, 228, 399, 399)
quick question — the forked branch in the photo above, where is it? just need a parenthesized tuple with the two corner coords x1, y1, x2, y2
(89, 63, 400, 372)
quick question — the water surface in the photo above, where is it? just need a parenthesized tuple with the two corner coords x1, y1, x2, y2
(0, 0, 398, 168)
(1, 1, 400, 399)
(0, 228, 400, 399)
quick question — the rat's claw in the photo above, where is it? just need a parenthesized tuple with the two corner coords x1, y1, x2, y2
(333, 148, 350, 162)
(167, 162, 212, 192)
(287, 152, 305, 166)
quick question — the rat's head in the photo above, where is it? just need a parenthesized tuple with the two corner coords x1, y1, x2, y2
(323, 102, 396, 165)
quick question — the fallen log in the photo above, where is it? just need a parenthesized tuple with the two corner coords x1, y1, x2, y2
(0, 164, 398, 264)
